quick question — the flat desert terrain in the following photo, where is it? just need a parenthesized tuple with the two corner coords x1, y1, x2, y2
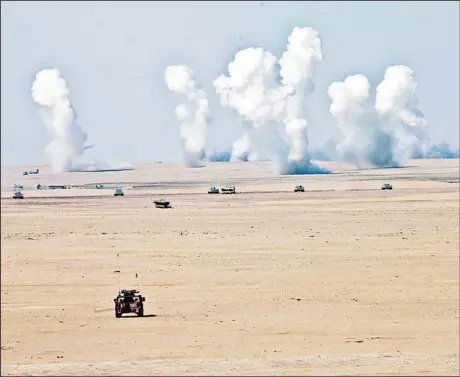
(1, 159, 459, 376)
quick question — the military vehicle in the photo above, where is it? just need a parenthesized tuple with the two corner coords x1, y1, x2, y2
(221, 186, 236, 194)
(114, 188, 124, 196)
(22, 171, 28, 176)
(381, 183, 393, 190)
(13, 191, 24, 199)
(13, 184, 24, 191)
(96, 184, 104, 189)
(29, 169, 39, 175)
(294, 185, 305, 192)
(113, 289, 145, 318)
(154, 199, 171, 208)
(208, 186, 220, 194)
(48, 185, 68, 190)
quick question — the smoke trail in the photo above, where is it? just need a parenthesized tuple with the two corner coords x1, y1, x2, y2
(328, 66, 428, 167)
(31, 68, 91, 172)
(165, 65, 209, 167)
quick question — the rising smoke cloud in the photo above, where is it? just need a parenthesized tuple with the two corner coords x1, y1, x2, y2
(165, 65, 210, 167)
(214, 27, 330, 175)
(31, 68, 92, 172)
(328, 66, 428, 167)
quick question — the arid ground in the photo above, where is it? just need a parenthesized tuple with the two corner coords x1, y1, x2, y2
(1, 159, 459, 376)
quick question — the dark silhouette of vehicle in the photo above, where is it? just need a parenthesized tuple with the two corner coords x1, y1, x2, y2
(114, 188, 124, 196)
(154, 199, 171, 208)
(23, 169, 39, 175)
(113, 289, 145, 318)
(13, 191, 24, 199)
(294, 185, 305, 192)
(382, 183, 393, 190)
(208, 186, 220, 194)
(221, 186, 236, 194)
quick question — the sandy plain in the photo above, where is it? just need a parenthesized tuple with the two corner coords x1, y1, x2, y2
(1, 159, 459, 376)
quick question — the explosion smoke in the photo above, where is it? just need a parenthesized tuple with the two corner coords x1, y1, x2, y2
(277, 26, 327, 174)
(31, 68, 92, 172)
(213, 47, 282, 161)
(328, 65, 428, 167)
(165, 65, 209, 167)
(214, 27, 329, 174)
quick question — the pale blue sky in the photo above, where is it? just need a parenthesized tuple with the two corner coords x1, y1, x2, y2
(1, 1, 458, 166)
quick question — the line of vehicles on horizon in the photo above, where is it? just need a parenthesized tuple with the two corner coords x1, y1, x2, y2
(11, 182, 394, 200)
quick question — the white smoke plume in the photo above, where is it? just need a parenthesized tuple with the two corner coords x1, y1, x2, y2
(214, 27, 329, 175)
(213, 47, 283, 161)
(31, 68, 92, 172)
(277, 26, 325, 174)
(374, 65, 429, 162)
(165, 65, 209, 167)
(328, 65, 428, 167)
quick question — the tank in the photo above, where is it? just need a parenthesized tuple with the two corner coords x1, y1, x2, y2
(154, 199, 171, 208)
(381, 183, 393, 190)
(114, 188, 124, 196)
(13, 191, 24, 199)
(208, 186, 220, 194)
(294, 185, 305, 192)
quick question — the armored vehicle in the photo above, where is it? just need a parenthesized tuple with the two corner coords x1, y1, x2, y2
(381, 183, 393, 190)
(294, 185, 305, 192)
(13, 191, 24, 199)
(221, 186, 236, 194)
(113, 289, 145, 318)
(208, 186, 220, 194)
(114, 188, 124, 196)
(154, 199, 171, 208)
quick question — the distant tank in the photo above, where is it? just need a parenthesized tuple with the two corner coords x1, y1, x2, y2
(22, 171, 28, 176)
(13, 184, 24, 190)
(208, 186, 220, 194)
(114, 188, 124, 196)
(154, 199, 171, 208)
(221, 186, 236, 194)
(381, 183, 393, 190)
(96, 184, 104, 189)
(13, 191, 24, 199)
(294, 185, 305, 192)
(29, 169, 39, 175)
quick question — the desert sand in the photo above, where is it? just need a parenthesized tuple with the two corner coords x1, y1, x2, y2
(1, 159, 459, 376)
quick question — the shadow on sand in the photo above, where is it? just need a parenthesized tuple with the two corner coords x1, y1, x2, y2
(120, 314, 157, 319)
